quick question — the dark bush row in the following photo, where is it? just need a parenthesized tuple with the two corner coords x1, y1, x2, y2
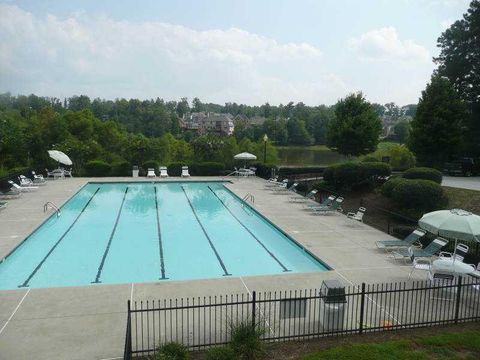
(278, 166, 326, 176)
(250, 162, 278, 179)
(403, 167, 443, 184)
(323, 161, 392, 189)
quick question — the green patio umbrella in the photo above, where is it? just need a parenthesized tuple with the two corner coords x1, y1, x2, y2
(418, 209, 480, 263)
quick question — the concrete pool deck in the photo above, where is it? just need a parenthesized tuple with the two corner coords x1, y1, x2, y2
(0, 176, 419, 359)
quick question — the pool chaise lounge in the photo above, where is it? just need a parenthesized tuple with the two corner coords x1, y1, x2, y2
(289, 189, 318, 203)
(147, 168, 156, 177)
(19, 175, 46, 186)
(306, 195, 336, 208)
(8, 180, 38, 192)
(160, 166, 169, 178)
(181, 166, 190, 177)
(310, 197, 344, 214)
(0, 201, 7, 211)
(376, 229, 426, 251)
(392, 238, 448, 261)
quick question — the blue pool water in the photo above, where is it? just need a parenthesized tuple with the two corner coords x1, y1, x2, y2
(0, 182, 328, 290)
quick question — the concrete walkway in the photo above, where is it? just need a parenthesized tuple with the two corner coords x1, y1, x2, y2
(0, 177, 418, 360)
(443, 176, 480, 191)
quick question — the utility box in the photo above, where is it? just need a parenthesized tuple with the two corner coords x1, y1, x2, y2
(319, 280, 347, 332)
(132, 166, 139, 178)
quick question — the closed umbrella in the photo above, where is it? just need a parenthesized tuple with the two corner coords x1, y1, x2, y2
(419, 209, 480, 273)
(48, 150, 73, 166)
(234, 152, 257, 168)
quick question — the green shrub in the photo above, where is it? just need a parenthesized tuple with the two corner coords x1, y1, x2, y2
(204, 346, 237, 360)
(250, 162, 278, 179)
(324, 161, 391, 189)
(391, 179, 447, 216)
(168, 162, 185, 177)
(295, 182, 309, 193)
(155, 342, 189, 360)
(190, 162, 225, 176)
(368, 143, 416, 171)
(142, 160, 160, 175)
(403, 167, 442, 184)
(229, 321, 265, 360)
(84, 160, 111, 177)
(361, 156, 378, 162)
(111, 160, 131, 176)
(381, 177, 407, 198)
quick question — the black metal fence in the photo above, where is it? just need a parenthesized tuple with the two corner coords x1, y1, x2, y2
(124, 277, 480, 358)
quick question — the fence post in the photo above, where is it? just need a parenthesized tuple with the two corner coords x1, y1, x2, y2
(359, 283, 366, 334)
(125, 300, 132, 360)
(251, 291, 256, 329)
(454, 276, 463, 324)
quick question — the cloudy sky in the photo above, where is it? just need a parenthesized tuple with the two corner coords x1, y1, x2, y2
(0, 0, 470, 106)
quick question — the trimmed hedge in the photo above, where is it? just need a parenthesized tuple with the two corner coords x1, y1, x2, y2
(142, 160, 159, 175)
(190, 162, 225, 176)
(85, 160, 111, 177)
(111, 160, 131, 176)
(279, 166, 326, 176)
(403, 167, 442, 184)
(168, 162, 186, 177)
(324, 161, 392, 189)
(391, 179, 447, 215)
(250, 162, 278, 179)
(381, 177, 408, 198)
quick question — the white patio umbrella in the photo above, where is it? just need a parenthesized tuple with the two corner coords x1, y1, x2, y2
(418, 209, 480, 272)
(48, 150, 73, 166)
(234, 152, 257, 168)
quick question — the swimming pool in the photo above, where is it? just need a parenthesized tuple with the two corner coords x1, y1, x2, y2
(0, 182, 328, 289)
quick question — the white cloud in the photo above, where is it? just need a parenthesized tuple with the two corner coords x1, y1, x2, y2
(441, 18, 455, 29)
(0, 4, 349, 105)
(349, 27, 430, 63)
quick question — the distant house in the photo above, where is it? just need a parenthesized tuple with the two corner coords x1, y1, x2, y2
(183, 112, 234, 136)
(233, 114, 266, 127)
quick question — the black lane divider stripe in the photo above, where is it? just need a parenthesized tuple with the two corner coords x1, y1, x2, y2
(181, 186, 231, 276)
(19, 187, 101, 288)
(92, 187, 129, 283)
(208, 186, 290, 272)
(154, 187, 167, 280)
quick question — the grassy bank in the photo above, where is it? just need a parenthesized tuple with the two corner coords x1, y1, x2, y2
(303, 329, 480, 360)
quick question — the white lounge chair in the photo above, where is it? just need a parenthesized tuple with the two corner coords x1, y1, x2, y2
(19, 175, 46, 186)
(147, 168, 156, 177)
(0, 201, 7, 211)
(63, 168, 73, 178)
(159, 166, 169, 178)
(32, 171, 46, 182)
(439, 243, 469, 262)
(346, 207, 366, 222)
(181, 166, 190, 177)
(273, 182, 298, 193)
(8, 180, 38, 192)
(408, 257, 432, 279)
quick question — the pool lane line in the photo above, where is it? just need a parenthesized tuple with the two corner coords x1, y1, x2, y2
(92, 187, 129, 284)
(181, 186, 231, 276)
(154, 187, 167, 280)
(208, 186, 290, 272)
(18, 187, 101, 288)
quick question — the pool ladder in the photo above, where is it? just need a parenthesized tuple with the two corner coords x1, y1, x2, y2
(242, 193, 255, 207)
(44, 202, 61, 217)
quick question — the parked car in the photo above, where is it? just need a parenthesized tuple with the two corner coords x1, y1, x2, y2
(443, 157, 479, 176)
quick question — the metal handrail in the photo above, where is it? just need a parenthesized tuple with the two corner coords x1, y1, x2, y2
(44, 201, 61, 217)
(242, 193, 255, 207)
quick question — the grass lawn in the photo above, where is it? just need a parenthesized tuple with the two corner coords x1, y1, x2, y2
(443, 186, 480, 214)
(302, 330, 480, 360)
